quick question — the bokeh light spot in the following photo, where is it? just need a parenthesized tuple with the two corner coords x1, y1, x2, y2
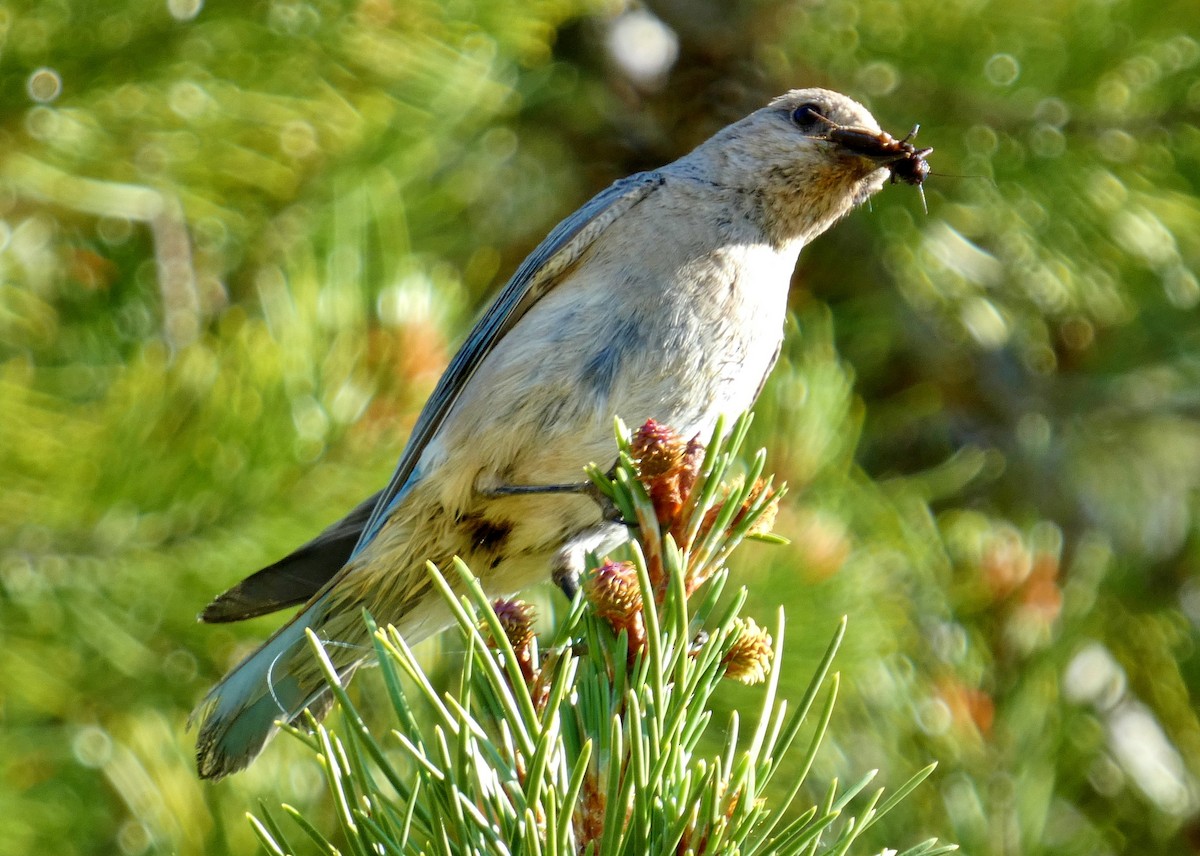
(73, 725, 114, 768)
(1097, 129, 1138, 162)
(1162, 266, 1200, 309)
(166, 0, 203, 22)
(858, 60, 899, 97)
(916, 695, 953, 736)
(960, 297, 1008, 348)
(1033, 97, 1070, 128)
(1064, 642, 1126, 709)
(280, 119, 319, 159)
(1095, 75, 1131, 112)
(1016, 411, 1052, 455)
(163, 649, 199, 684)
(27, 67, 62, 103)
(1030, 124, 1065, 158)
(117, 819, 152, 855)
(97, 216, 135, 246)
(606, 9, 679, 87)
(1107, 702, 1196, 815)
(24, 105, 59, 140)
(964, 124, 999, 157)
(984, 53, 1020, 86)
(167, 81, 212, 120)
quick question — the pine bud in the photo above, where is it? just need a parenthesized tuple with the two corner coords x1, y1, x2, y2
(631, 420, 706, 531)
(698, 478, 778, 542)
(744, 479, 780, 537)
(584, 559, 646, 650)
(630, 419, 686, 477)
(489, 598, 537, 687)
(489, 598, 536, 653)
(723, 618, 773, 685)
(584, 560, 643, 623)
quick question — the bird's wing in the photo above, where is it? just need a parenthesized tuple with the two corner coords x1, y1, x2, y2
(351, 170, 666, 556)
(200, 491, 382, 622)
(199, 171, 665, 622)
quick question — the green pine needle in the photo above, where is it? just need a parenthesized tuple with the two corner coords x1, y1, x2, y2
(251, 414, 948, 854)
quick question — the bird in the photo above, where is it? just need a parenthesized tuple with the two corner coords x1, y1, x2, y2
(191, 87, 931, 779)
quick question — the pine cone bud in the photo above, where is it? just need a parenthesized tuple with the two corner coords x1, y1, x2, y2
(584, 559, 643, 623)
(630, 419, 686, 477)
(675, 435, 705, 501)
(723, 618, 773, 685)
(631, 420, 706, 531)
(489, 598, 536, 652)
(584, 559, 647, 653)
(744, 479, 779, 537)
(698, 478, 778, 543)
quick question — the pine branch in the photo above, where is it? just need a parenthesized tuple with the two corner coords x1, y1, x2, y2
(251, 413, 950, 855)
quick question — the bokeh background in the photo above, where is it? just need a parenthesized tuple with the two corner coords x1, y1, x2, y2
(2, 0, 1200, 853)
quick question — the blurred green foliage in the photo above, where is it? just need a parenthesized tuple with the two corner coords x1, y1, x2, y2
(1, 0, 1199, 854)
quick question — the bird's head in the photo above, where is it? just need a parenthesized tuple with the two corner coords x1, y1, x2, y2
(682, 87, 930, 247)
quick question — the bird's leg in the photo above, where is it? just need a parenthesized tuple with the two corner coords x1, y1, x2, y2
(551, 553, 582, 601)
(483, 461, 631, 602)
(482, 462, 625, 524)
(484, 481, 592, 496)
(550, 519, 631, 601)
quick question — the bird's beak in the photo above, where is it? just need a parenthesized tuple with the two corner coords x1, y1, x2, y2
(828, 125, 928, 164)
(826, 123, 933, 193)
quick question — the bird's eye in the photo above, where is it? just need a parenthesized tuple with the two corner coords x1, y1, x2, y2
(791, 103, 825, 130)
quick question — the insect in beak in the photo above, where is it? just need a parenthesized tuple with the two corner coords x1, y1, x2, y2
(826, 122, 934, 212)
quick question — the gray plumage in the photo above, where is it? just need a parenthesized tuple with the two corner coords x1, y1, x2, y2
(192, 87, 924, 779)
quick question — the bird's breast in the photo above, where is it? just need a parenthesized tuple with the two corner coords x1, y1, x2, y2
(424, 210, 799, 519)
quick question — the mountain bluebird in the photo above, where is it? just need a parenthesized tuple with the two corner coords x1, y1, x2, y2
(193, 87, 931, 779)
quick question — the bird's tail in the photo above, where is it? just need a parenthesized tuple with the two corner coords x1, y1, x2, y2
(190, 594, 356, 780)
